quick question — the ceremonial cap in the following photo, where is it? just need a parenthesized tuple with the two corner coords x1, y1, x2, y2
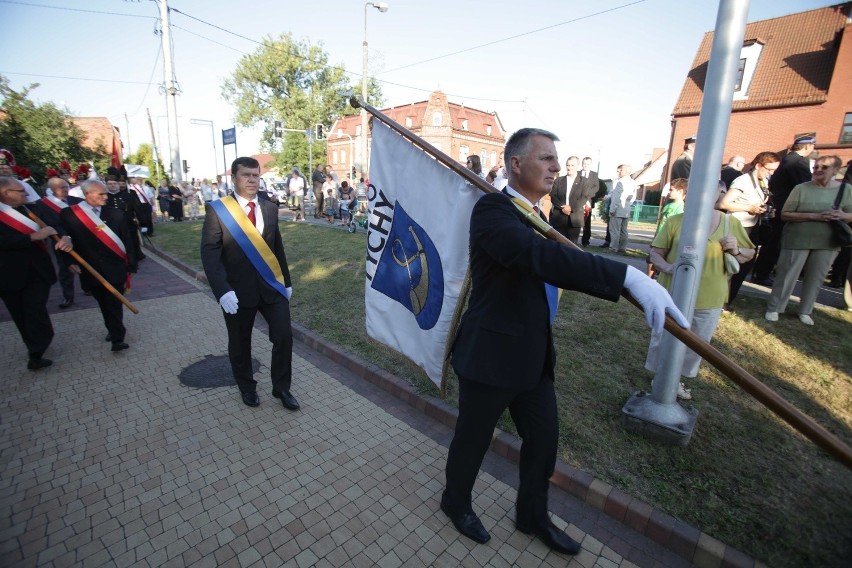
(0, 149, 16, 166)
(684, 135, 696, 144)
(793, 133, 816, 145)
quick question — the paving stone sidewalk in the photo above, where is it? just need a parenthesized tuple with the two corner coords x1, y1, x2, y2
(0, 254, 716, 568)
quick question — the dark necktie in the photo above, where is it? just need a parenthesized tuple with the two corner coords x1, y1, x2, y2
(247, 202, 256, 226)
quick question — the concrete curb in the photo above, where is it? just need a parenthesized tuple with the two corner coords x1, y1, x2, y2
(145, 243, 761, 568)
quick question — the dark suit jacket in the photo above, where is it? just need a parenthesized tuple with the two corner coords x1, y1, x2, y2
(200, 198, 291, 308)
(451, 192, 625, 390)
(671, 153, 692, 180)
(60, 205, 137, 288)
(549, 175, 595, 230)
(769, 152, 812, 210)
(0, 204, 57, 292)
(35, 196, 83, 233)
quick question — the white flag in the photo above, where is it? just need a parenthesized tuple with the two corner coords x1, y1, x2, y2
(365, 120, 481, 387)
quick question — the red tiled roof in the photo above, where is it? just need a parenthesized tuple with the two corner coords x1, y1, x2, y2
(673, 3, 851, 115)
(330, 91, 504, 140)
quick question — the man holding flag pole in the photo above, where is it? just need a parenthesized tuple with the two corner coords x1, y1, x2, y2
(440, 128, 689, 553)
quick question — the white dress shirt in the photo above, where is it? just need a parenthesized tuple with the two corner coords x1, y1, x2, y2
(233, 193, 264, 234)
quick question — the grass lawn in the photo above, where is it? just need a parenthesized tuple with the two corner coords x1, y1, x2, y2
(149, 218, 852, 568)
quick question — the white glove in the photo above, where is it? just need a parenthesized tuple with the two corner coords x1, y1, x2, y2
(284, 286, 292, 301)
(219, 291, 239, 314)
(623, 265, 689, 334)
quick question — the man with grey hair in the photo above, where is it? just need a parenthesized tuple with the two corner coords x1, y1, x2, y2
(608, 164, 637, 253)
(0, 176, 73, 370)
(37, 177, 83, 308)
(441, 128, 688, 553)
(60, 179, 138, 352)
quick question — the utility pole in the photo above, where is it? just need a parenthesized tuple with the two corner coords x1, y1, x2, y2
(146, 108, 162, 188)
(124, 112, 131, 159)
(158, 0, 182, 182)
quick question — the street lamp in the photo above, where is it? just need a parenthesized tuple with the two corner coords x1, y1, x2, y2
(362, 1, 388, 179)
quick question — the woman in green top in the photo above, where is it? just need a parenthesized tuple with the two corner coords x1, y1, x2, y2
(646, 186, 755, 399)
(766, 156, 852, 325)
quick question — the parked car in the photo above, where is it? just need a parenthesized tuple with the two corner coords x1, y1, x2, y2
(271, 182, 288, 206)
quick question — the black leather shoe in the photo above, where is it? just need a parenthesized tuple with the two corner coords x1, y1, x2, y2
(272, 390, 300, 410)
(440, 501, 490, 544)
(517, 521, 581, 555)
(241, 391, 260, 407)
(59, 298, 73, 309)
(111, 342, 129, 352)
(27, 357, 53, 371)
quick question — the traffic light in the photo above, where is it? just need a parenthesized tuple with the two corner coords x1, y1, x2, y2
(315, 123, 324, 140)
(274, 120, 283, 138)
(182, 159, 189, 173)
(351, 166, 357, 179)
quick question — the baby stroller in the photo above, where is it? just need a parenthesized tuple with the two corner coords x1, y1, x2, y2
(347, 194, 370, 233)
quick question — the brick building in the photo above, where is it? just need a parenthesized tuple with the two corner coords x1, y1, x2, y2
(69, 117, 123, 161)
(667, 2, 852, 180)
(326, 90, 506, 182)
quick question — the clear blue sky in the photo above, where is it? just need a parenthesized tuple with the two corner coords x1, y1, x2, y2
(0, 0, 837, 179)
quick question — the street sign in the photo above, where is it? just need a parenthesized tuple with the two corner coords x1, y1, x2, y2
(222, 127, 236, 146)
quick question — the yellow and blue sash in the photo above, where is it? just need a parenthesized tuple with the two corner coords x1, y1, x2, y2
(210, 196, 290, 300)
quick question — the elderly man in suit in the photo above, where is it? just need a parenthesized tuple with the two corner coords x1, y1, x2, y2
(441, 128, 688, 554)
(201, 156, 298, 411)
(37, 176, 83, 308)
(548, 156, 595, 244)
(60, 179, 137, 352)
(0, 176, 73, 370)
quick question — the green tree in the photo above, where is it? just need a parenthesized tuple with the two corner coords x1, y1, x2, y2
(126, 143, 168, 184)
(222, 33, 383, 173)
(0, 76, 106, 185)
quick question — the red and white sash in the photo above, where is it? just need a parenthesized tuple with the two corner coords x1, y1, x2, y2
(130, 185, 153, 206)
(0, 202, 46, 250)
(0, 202, 40, 234)
(69, 204, 127, 261)
(39, 195, 69, 214)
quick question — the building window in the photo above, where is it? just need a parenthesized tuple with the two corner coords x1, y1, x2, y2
(332, 150, 338, 165)
(461, 119, 468, 131)
(356, 125, 362, 136)
(338, 128, 343, 135)
(486, 125, 492, 136)
(459, 145, 469, 162)
(491, 151, 497, 166)
(840, 112, 852, 144)
(341, 149, 346, 163)
(733, 40, 764, 100)
(480, 149, 487, 165)
(432, 112, 442, 126)
(405, 117, 413, 128)
(734, 58, 746, 91)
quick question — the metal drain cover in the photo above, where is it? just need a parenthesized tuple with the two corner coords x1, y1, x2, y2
(179, 354, 259, 388)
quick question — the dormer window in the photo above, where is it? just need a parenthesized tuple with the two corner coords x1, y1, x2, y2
(461, 119, 469, 131)
(433, 112, 443, 126)
(405, 117, 413, 128)
(486, 125, 492, 136)
(733, 40, 764, 100)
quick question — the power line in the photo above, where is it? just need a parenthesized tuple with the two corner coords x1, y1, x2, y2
(168, 8, 524, 104)
(378, 0, 647, 75)
(128, 44, 163, 118)
(0, 0, 156, 19)
(0, 71, 152, 85)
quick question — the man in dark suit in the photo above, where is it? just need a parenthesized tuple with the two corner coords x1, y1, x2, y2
(60, 179, 138, 352)
(579, 157, 602, 247)
(201, 156, 298, 411)
(751, 133, 816, 286)
(1, 176, 73, 370)
(37, 176, 83, 308)
(548, 156, 595, 244)
(671, 136, 695, 180)
(441, 128, 687, 554)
